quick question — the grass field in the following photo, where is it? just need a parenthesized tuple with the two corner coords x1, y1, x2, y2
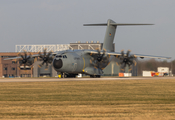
(0, 78, 175, 120)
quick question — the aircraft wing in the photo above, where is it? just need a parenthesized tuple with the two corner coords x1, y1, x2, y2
(85, 50, 171, 59)
(4, 56, 24, 60)
(3, 52, 57, 60)
(130, 53, 171, 59)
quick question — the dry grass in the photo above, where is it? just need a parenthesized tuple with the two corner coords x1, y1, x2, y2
(0, 79, 175, 119)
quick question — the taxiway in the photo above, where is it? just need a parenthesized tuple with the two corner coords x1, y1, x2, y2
(0, 77, 174, 83)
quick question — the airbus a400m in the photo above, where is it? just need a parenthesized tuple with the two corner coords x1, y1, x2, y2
(5, 19, 171, 78)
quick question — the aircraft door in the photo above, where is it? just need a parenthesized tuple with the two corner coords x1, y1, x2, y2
(72, 63, 77, 72)
(71, 53, 84, 72)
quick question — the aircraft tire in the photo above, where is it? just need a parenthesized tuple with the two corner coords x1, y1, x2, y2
(61, 73, 67, 78)
(90, 75, 101, 78)
(67, 74, 76, 78)
(90, 75, 95, 78)
(95, 75, 101, 78)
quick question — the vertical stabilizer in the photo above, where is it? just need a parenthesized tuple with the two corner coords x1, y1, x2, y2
(102, 19, 117, 52)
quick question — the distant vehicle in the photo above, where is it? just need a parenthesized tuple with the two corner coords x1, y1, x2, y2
(164, 73, 169, 76)
(5, 19, 171, 78)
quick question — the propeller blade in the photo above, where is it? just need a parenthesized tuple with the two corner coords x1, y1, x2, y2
(38, 48, 53, 68)
(116, 62, 119, 66)
(24, 51, 27, 59)
(38, 61, 45, 68)
(47, 51, 52, 57)
(18, 65, 21, 70)
(38, 58, 43, 61)
(39, 52, 43, 59)
(44, 49, 46, 57)
(27, 55, 31, 60)
(19, 62, 22, 66)
(90, 59, 92, 64)
(121, 50, 124, 57)
(119, 60, 123, 64)
(97, 49, 100, 56)
(21, 55, 24, 59)
(126, 50, 130, 57)
(133, 60, 137, 66)
(38, 64, 41, 68)
(48, 58, 53, 64)
(24, 64, 26, 69)
(124, 63, 126, 68)
(117, 50, 136, 72)
(120, 63, 125, 71)
(128, 65, 132, 71)
(90, 48, 110, 70)
(102, 50, 105, 57)
(46, 61, 48, 68)
(16, 51, 34, 70)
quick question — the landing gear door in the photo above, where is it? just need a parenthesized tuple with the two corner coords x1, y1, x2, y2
(72, 63, 77, 72)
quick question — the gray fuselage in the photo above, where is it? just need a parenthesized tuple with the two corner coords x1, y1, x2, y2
(52, 50, 111, 75)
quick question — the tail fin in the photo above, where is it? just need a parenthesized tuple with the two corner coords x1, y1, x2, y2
(84, 19, 153, 52)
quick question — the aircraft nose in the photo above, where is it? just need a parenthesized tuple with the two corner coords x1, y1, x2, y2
(53, 59, 63, 69)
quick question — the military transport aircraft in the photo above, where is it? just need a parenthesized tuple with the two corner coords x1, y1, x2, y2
(4, 19, 171, 78)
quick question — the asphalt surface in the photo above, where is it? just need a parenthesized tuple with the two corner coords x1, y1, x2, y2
(0, 77, 174, 83)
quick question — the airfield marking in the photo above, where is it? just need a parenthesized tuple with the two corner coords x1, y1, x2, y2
(0, 77, 174, 83)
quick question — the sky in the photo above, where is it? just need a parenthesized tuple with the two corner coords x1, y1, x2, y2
(0, 0, 175, 60)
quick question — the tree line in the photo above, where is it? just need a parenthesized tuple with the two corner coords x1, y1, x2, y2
(136, 59, 175, 76)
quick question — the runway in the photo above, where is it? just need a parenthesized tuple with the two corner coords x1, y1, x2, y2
(0, 77, 174, 83)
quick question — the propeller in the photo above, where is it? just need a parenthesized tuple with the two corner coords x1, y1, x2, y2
(117, 50, 137, 71)
(90, 49, 110, 70)
(38, 48, 53, 69)
(17, 51, 33, 69)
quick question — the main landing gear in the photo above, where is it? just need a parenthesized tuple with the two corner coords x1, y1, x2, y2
(60, 72, 77, 78)
(90, 75, 101, 78)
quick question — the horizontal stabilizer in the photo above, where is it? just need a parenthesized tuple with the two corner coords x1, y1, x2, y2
(84, 23, 107, 26)
(84, 22, 154, 26)
(110, 23, 154, 26)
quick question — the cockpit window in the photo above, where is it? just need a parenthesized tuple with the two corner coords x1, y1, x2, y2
(63, 55, 67, 58)
(56, 55, 62, 58)
(56, 55, 67, 58)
